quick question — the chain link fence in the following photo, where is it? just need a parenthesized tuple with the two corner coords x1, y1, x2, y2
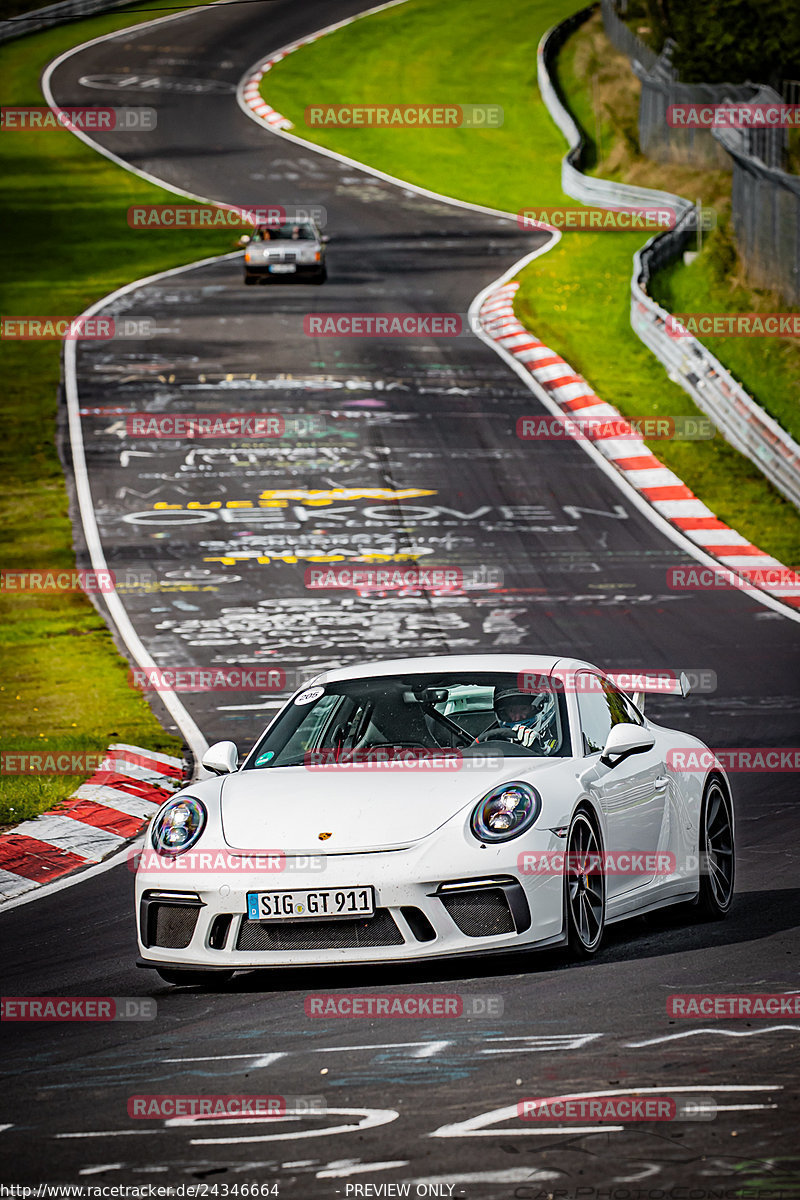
(712, 87, 800, 304)
(537, 15, 800, 512)
(601, 4, 799, 311)
(601, 0, 761, 169)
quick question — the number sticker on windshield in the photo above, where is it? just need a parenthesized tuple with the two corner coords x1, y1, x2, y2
(294, 686, 325, 706)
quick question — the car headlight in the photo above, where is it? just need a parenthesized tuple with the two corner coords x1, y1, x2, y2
(470, 782, 541, 843)
(151, 797, 206, 856)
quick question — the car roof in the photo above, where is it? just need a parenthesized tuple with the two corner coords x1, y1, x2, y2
(316, 654, 602, 683)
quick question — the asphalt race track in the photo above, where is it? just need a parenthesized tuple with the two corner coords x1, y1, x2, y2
(2, 0, 800, 1195)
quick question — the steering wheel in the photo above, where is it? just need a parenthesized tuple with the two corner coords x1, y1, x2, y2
(475, 725, 521, 744)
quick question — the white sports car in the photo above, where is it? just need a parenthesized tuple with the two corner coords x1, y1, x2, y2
(135, 654, 735, 985)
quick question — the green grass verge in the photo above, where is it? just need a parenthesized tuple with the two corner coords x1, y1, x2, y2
(1, 0, 235, 825)
(262, 0, 800, 567)
(649, 240, 800, 447)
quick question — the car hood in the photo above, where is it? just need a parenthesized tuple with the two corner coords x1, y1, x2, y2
(219, 761, 554, 854)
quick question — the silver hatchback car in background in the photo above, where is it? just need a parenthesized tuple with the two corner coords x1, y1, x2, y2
(240, 218, 328, 284)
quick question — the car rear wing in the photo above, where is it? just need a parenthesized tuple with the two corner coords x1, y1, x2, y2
(607, 671, 692, 714)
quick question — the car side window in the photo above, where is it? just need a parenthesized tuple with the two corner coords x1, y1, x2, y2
(576, 675, 614, 755)
(605, 683, 644, 727)
(577, 675, 645, 754)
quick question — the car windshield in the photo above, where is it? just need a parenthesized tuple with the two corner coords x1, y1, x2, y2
(252, 223, 316, 241)
(243, 671, 571, 769)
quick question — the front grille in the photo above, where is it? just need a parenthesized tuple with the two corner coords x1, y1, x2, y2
(235, 909, 404, 951)
(439, 887, 515, 937)
(150, 903, 200, 949)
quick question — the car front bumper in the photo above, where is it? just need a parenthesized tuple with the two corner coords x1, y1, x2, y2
(135, 832, 566, 970)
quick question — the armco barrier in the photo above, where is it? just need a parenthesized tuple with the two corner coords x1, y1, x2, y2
(0, 0, 140, 44)
(537, 15, 800, 511)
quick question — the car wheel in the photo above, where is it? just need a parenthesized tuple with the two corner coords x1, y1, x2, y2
(312, 268, 327, 284)
(564, 809, 605, 957)
(696, 779, 735, 918)
(244, 275, 257, 285)
(156, 968, 234, 987)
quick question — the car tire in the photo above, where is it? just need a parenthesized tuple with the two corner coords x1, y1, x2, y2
(695, 779, 735, 919)
(312, 268, 327, 284)
(156, 968, 234, 987)
(564, 809, 605, 958)
(244, 275, 257, 286)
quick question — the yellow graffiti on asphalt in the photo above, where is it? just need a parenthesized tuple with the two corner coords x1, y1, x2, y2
(203, 553, 428, 566)
(152, 487, 436, 511)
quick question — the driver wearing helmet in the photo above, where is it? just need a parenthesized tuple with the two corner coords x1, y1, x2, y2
(490, 686, 557, 750)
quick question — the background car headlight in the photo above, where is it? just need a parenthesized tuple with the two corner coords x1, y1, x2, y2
(151, 797, 206, 856)
(470, 782, 541, 843)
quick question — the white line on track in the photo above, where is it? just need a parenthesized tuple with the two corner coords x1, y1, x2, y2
(189, 1106, 399, 1146)
(316, 1160, 409, 1178)
(430, 1084, 781, 1138)
(163, 1052, 286, 1067)
(314, 1041, 451, 1058)
(627, 1025, 800, 1046)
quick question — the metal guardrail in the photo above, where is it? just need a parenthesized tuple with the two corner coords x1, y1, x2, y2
(537, 15, 800, 511)
(0, 0, 140, 44)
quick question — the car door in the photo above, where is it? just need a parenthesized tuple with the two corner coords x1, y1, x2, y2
(576, 672, 668, 900)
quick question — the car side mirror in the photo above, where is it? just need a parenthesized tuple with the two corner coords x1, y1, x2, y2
(238, 234, 251, 246)
(321, 234, 330, 243)
(202, 740, 239, 774)
(599, 723, 655, 768)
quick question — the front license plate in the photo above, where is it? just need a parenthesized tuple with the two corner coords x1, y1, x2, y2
(268, 263, 296, 273)
(246, 887, 375, 921)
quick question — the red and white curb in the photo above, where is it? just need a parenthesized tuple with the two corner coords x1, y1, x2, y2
(480, 281, 800, 610)
(241, 58, 295, 131)
(239, 0, 410, 133)
(0, 745, 183, 903)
